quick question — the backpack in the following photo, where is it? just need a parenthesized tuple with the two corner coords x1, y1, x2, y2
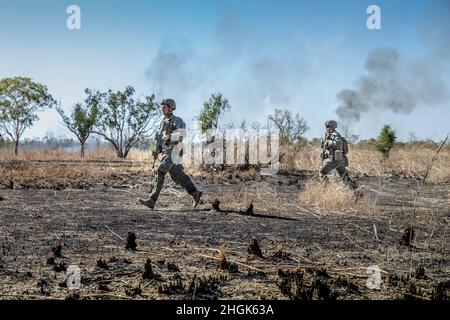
(341, 136, 349, 154)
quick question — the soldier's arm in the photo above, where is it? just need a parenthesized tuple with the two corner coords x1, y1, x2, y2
(154, 133, 161, 156)
(154, 122, 164, 155)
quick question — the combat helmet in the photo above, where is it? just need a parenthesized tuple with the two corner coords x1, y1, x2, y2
(161, 99, 176, 110)
(325, 120, 338, 129)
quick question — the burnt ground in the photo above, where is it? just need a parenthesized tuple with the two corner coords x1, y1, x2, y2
(0, 161, 449, 300)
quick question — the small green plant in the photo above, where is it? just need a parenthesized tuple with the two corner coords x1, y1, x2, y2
(198, 93, 231, 134)
(376, 124, 396, 158)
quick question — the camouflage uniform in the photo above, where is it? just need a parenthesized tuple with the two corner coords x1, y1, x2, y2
(320, 125, 357, 189)
(149, 113, 198, 201)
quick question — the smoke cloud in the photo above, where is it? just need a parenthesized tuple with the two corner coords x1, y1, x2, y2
(336, 47, 449, 123)
(336, 1, 450, 124)
(144, 6, 313, 123)
(145, 40, 204, 99)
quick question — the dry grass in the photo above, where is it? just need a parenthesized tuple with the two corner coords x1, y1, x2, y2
(290, 145, 450, 183)
(348, 147, 450, 182)
(0, 147, 151, 162)
(1, 143, 449, 183)
(298, 178, 375, 214)
(0, 147, 155, 184)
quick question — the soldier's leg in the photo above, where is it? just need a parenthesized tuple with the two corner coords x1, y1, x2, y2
(336, 165, 358, 189)
(319, 160, 339, 182)
(149, 156, 173, 201)
(149, 170, 166, 201)
(169, 164, 197, 196)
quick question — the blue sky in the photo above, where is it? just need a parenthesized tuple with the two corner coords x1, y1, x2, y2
(0, 0, 449, 141)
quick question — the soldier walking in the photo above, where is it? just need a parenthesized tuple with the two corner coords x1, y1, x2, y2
(139, 99, 202, 210)
(320, 120, 358, 189)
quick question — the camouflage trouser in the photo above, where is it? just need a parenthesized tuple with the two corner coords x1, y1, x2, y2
(319, 158, 357, 189)
(150, 154, 197, 201)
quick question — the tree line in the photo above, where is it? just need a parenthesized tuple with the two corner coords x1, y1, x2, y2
(0, 77, 160, 158)
(0, 76, 407, 160)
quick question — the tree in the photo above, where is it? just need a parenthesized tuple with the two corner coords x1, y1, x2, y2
(57, 89, 101, 158)
(197, 93, 231, 168)
(376, 124, 396, 158)
(268, 108, 309, 145)
(0, 77, 55, 155)
(93, 86, 159, 159)
(339, 123, 360, 144)
(198, 93, 231, 134)
(0, 134, 12, 149)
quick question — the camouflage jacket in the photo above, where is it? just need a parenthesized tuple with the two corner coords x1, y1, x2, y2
(155, 114, 186, 156)
(321, 131, 344, 160)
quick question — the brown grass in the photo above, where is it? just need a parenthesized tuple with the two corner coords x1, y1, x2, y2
(289, 144, 450, 183)
(0, 147, 151, 162)
(1, 143, 449, 183)
(298, 179, 375, 214)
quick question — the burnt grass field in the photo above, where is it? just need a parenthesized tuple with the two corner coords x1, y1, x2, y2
(0, 160, 449, 300)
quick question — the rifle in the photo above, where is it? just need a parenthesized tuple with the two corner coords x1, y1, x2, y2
(321, 132, 327, 161)
(151, 151, 158, 169)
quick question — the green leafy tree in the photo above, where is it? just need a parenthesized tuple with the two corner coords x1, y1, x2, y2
(268, 108, 309, 145)
(198, 93, 231, 134)
(376, 124, 397, 158)
(57, 89, 102, 158)
(0, 77, 55, 155)
(93, 86, 159, 159)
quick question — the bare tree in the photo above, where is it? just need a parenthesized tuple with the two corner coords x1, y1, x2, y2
(268, 108, 308, 145)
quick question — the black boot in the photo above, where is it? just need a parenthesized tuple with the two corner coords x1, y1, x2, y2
(139, 198, 156, 210)
(192, 190, 202, 208)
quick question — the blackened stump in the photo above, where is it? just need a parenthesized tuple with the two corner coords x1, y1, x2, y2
(126, 232, 137, 250)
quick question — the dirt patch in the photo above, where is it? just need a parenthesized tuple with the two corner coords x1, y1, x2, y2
(0, 161, 448, 300)
(433, 280, 450, 300)
(166, 262, 180, 272)
(278, 267, 362, 300)
(271, 249, 293, 261)
(96, 259, 109, 270)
